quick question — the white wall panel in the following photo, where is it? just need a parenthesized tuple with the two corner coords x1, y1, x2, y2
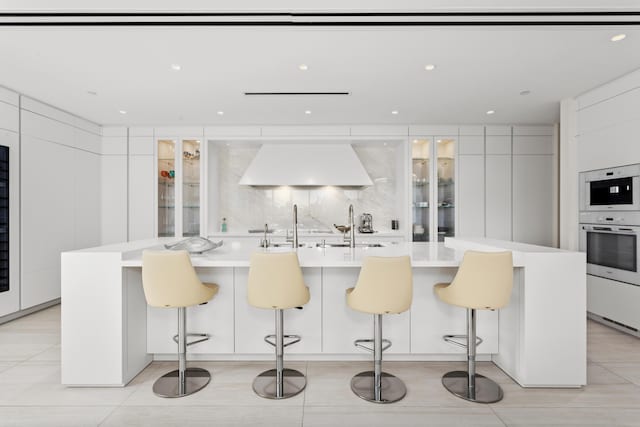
(129, 155, 155, 241)
(350, 125, 408, 136)
(513, 125, 554, 136)
(458, 135, 484, 155)
(458, 155, 485, 237)
(486, 135, 511, 155)
(204, 126, 261, 137)
(101, 137, 127, 155)
(486, 155, 512, 240)
(129, 136, 154, 155)
(486, 125, 511, 136)
(409, 125, 458, 136)
(101, 155, 127, 245)
(21, 136, 75, 308)
(577, 119, 640, 172)
(513, 135, 554, 155)
(261, 125, 350, 137)
(578, 87, 640, 135)
(73, 150, 101, 249)
(513, 155, 554, 246)
(0, 102, 19, 132)
(0, 87, 19, 106)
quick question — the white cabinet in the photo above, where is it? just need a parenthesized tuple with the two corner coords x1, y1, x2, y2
(410, 268, 499, 354)
(587, 275, 640, 330)
(0, 130, 19, 317)
(322, 268, 410, 354)
(486, 155, 512, 240)
(458, 155, 485, 237)
(234, 267, 322, 354)
(129, 155, 155, 241)
(147, 267, 235, 354)
(513, 154, 555, 246)
(21, 136, 75, 308)
(156, 137, 203, 238)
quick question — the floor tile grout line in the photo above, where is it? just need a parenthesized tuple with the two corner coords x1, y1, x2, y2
(96, 405, 120, 427)
(488, 404, 509, 427)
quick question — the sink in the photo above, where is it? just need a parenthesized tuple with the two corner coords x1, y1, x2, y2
(259, 242, 306, 248)
(315, 242, 386, 248)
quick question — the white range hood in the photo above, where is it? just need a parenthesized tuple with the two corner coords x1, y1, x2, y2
(239, 143, 372, 187)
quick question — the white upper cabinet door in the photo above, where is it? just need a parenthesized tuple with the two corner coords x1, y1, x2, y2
(513, 135, 555, 155)
(458, 155, 485, 237)
(513, 155, 555, 246)
(486, 135, 512, 155)
(485, 155, 512, 241)
(129, 155, 155, 241)
(458, 135, 485, 155)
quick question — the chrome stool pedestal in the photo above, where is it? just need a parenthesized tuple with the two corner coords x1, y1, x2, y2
(153, 307, 211, 398)
(252, 309, 306, 399)
(351, 314, 406, 404)
(441, 308, 503, 404)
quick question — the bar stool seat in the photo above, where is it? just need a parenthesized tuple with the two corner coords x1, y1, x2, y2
(142, 250, 219, 398)
(247, 251, 310, 399)
(434, 250, 513, 404)
(347, 256, 412, 404)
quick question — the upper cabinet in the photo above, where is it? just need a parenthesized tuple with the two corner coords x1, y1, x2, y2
(411, 136, 457, 242)
(157, 137, 203, 238)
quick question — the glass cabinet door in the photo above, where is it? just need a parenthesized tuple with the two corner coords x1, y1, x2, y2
(437, 138, 456, 241)
(182, 139, 200, 237)
(157, 139, 176, 237)
(412, 139, 431, 242)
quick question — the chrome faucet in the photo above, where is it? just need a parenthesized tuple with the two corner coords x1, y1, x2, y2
(292, 204, 299, 249)
(348, 204, 356, 248)
(261, 223, 270, 248)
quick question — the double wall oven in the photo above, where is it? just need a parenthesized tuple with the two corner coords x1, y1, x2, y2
(580, 164, 640, 286)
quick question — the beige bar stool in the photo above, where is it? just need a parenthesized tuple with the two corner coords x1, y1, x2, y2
(142, 250, 219, 398)
(247, 251, 310, 399)
(434, 250, 513, 404)
(346, 256, 413, 404)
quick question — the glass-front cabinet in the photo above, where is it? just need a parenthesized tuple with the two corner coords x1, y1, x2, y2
(157, 138, 202, 238)
(411, 137, 456, 242)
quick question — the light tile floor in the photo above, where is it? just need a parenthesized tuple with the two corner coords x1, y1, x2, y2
(1, 305, 639, 426)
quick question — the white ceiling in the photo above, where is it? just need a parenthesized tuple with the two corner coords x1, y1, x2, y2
(0, 25, 639, 125)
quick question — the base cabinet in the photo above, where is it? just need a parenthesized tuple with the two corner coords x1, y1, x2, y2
(587, 274, 640, 330)
(147, 267, 235, 354)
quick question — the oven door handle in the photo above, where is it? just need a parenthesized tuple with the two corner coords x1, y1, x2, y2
(586, 227, 638, 234)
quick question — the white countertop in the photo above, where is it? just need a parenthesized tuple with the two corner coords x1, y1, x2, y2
(70, 237, 551, 268)
(116, 240, 460, 268)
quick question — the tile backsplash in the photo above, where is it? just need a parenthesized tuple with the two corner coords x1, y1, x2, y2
(211, 144, 401, 234)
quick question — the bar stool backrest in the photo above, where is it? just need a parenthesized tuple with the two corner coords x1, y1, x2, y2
(142, 250, 210, 308)
(445, 250, 513, 310)
(247, 252, 309, 309)
(349, 256, 413, 314)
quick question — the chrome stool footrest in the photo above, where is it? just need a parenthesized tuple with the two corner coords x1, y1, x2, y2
(443, 334, 483, 349)
(264, 334, 301, 348)
(172, 333, 210, 347)
(354, 338, 392, 353)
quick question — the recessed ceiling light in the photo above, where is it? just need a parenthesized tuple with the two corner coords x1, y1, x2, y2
(118, 110, 127, 115)
(610, 33, 626, 42)
(519, 90, 531, 96)
(87, 90, 97, 96)
(391, 110, 399, 115)
(305, 110, 312, 115)
(413, 139, 419, 144)
(425, 64, 436, 71)
(383, 142, 388, 146)
(171, 64, 181, 71)
(486, 110, 495, 115)
(217, 111, 224, 116)
(299, 64, 308, 71)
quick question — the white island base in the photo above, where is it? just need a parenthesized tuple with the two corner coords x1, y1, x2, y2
(61, 238, 586, 388)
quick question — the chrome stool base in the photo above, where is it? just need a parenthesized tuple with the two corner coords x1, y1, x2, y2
(252, 368, 306, 399)
(442, 371, 504, 403)
(152, 367, 211, 398)
(350, 371, 407, 404)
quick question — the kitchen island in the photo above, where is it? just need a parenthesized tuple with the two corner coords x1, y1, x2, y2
(61, 238, 586, 389)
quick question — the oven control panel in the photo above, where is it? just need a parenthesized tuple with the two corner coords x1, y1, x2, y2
(580, 211, 640, 226)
